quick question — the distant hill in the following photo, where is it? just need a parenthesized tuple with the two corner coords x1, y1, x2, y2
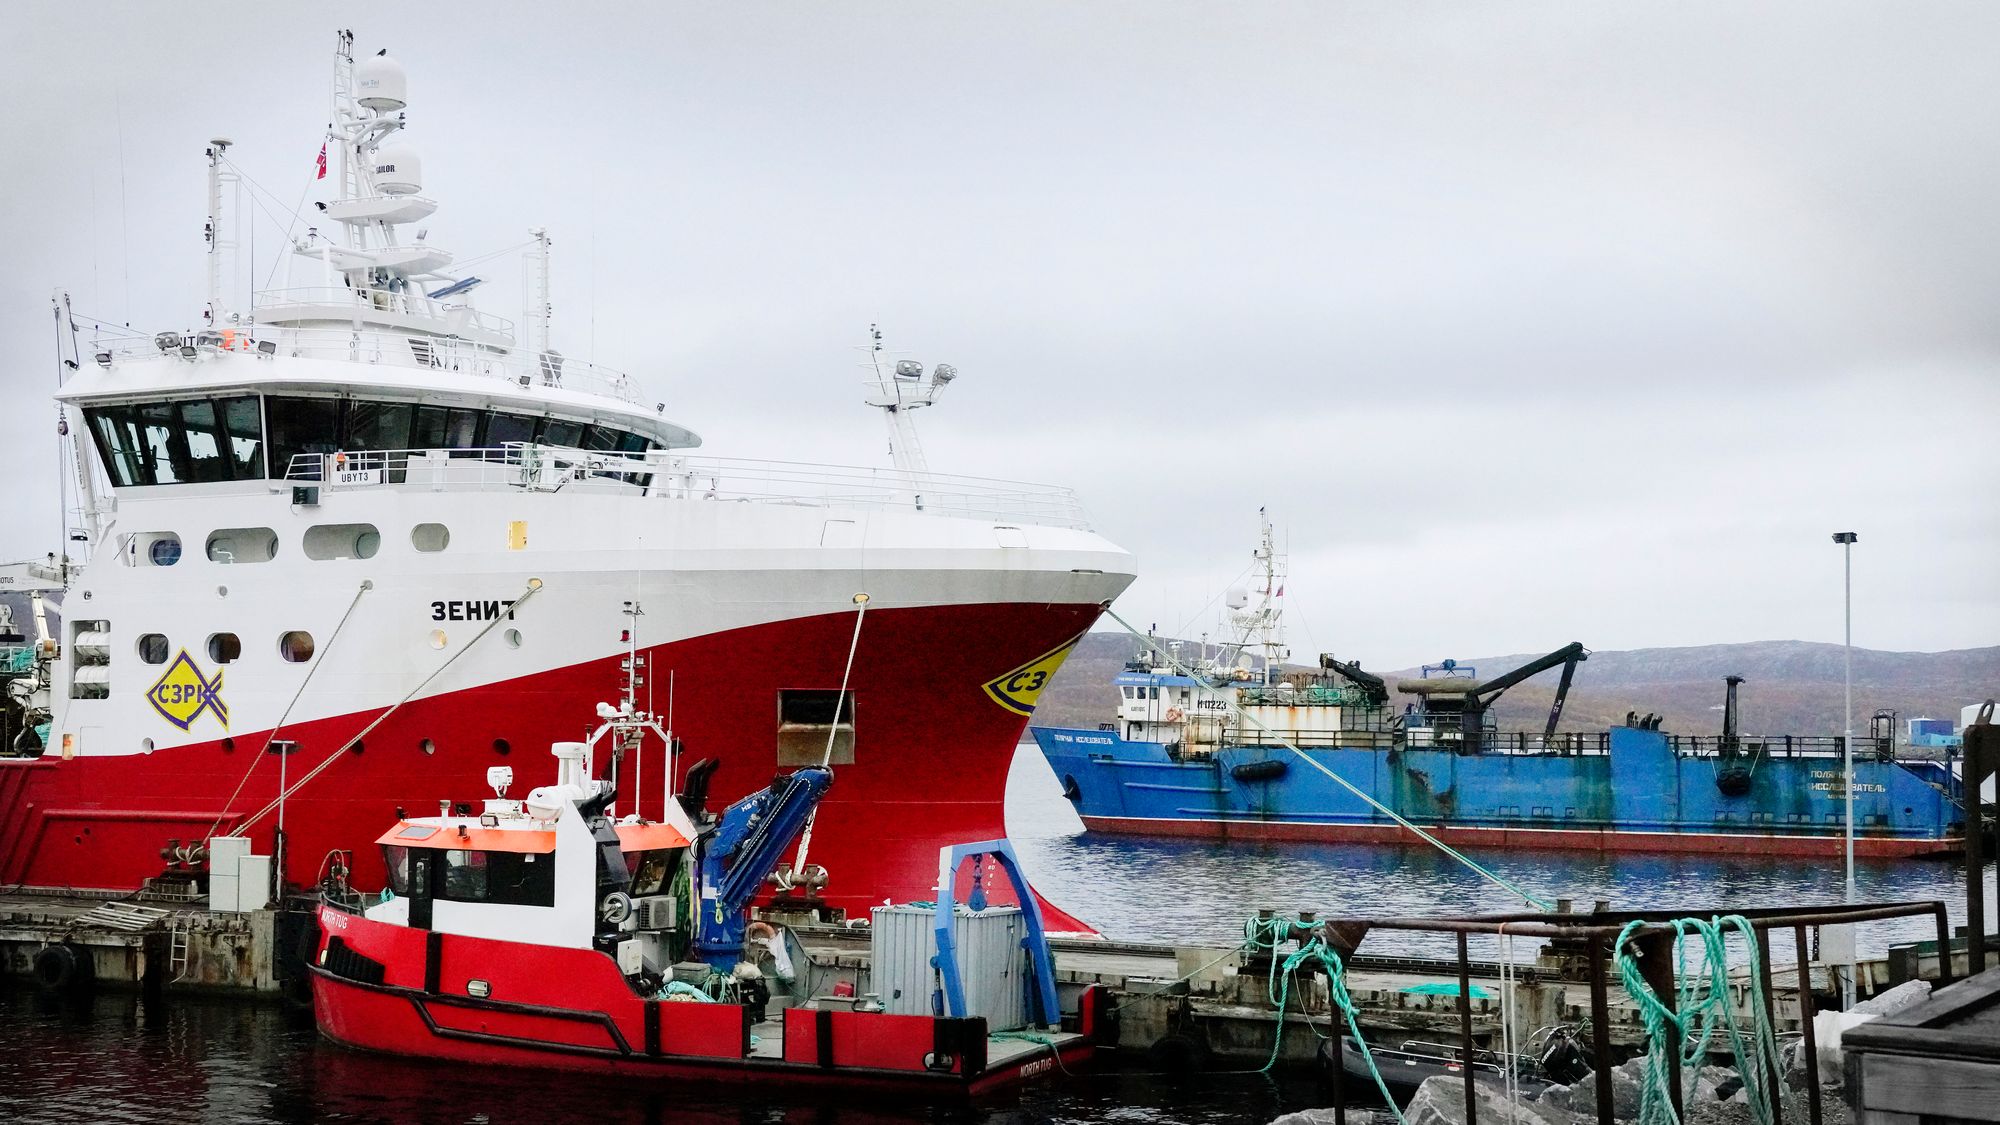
(1032, 633, 2000, 738)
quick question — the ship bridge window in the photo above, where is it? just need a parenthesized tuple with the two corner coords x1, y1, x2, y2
(485, 412, 537, 447)
(777, 689, 854, 767)
(85, 395, 264, 486)
(303, 523, 381, 561)
(207, 527, 279, 564)
(267, 396, 344, 480)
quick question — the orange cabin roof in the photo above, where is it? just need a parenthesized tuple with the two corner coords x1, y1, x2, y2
(376, 820, 690, 853)
(615, 823, 691, 851)
(376, 823, 555, 854)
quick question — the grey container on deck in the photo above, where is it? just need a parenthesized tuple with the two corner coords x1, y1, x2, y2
(870, 903, 1029, 1031)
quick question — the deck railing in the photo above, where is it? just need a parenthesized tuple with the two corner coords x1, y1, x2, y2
(283, 446, 1095, 530)
(99, 319, 647, 406)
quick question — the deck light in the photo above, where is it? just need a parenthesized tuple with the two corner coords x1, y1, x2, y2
(154, 331, 181, 354)
(94, 351, 112, 368)
(178, 344, 198, 361)
(255, 339, 277, 357)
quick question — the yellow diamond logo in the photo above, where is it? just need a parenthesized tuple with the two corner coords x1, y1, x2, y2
(146, 650, 227, 732)
(983, 634, 1084, 717)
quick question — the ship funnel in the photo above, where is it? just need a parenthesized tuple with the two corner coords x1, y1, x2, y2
(356, 50, 408, 111)
(1720, 675, 1744, 746)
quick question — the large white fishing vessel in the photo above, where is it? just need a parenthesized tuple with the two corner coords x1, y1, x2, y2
(0, 32, 1134, 926)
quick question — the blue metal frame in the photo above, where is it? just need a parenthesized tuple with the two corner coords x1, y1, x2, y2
(930, 838, 1061, 1028)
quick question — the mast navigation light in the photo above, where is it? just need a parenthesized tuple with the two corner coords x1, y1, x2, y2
(893, 360, 924, 379)
(932, 363, 956, 384)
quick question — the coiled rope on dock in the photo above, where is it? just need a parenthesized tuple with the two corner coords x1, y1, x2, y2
(1613, 915, 1786, 1125)
(1104, 608, 1554, 911)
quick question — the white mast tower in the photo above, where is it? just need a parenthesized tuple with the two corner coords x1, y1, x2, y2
(860, 325, 957, 477)
(1223, 509, 1288, 685)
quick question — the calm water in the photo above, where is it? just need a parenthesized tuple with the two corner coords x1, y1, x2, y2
(0, 743, 1986, 1125)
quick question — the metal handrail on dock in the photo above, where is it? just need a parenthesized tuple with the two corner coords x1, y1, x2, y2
(1303, 898, 1952, 1125)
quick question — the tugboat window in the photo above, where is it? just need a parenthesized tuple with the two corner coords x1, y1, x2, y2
(382, 845, 411, 895)
(137, 634, 169, 664)
(207, 633, 242, 664)
(441, 849, 489, 900)
(279, 631, 315, 663)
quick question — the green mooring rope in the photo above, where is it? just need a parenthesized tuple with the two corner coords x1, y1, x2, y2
(1613, 915, 1787, 1125)
(1247, 915, 1409, 1125)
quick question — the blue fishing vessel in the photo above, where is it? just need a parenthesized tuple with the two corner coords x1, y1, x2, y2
(1034, 515, 1965, 858)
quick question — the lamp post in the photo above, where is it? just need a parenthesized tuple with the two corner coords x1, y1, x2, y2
(1832, 530, 1858, 1006)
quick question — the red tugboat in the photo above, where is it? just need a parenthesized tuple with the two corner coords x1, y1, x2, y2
(309, 694, 1100, 1095)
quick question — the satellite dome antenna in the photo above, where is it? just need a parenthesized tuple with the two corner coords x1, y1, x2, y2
(859, 325, 957, 477)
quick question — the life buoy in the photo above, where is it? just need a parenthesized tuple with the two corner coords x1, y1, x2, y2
(1165, 707, 1186, 723)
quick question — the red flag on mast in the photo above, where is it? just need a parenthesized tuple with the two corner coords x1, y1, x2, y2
(316, 142, 328, 180)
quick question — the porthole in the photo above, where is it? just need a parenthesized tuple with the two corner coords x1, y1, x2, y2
(221, 738, 235, 753)
(412, 523, 451, 552)
(279, 631, 315, 663)
(350, 740, 366, 756)
(140, 738, 154, 754)
(420, 738, 436, 756)
(207, 633, 241, 664)
(429, 629, 447, 650)
(145, 535, 183, 566)
(137, 633, 169, 664)
(493, 738, 511, 756)
(303, 523, 381, 561)
(504, 628, 522, 648)
(206, 527, 279, 564)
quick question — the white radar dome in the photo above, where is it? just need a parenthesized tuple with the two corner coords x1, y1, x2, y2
(356, 52, 408, 111)
(373, 143, 423, 196)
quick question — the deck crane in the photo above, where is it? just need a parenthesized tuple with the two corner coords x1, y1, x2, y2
(1395, 642, 1590, 750)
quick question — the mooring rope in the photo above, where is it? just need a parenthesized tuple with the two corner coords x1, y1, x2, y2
(1246, 913, 1408, 1124)
(1614, 915, 1786, 1125)
(788, 593, 869, 881)
(204, 579, 373, 840)
(226, 579, 543, 837)
(1104, 608, 1555, 910)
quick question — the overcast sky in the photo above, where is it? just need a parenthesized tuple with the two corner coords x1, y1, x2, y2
(3, 2, 1995, 668)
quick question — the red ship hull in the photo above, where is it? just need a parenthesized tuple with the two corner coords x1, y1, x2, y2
(1079, 814, 1961, 858)
(310, 906, 1095, 1095)
(0, 601, 1102, 926)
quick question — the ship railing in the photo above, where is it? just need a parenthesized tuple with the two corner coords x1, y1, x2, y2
(252, 286, 519, 337)
(97, 317, 646, 407)
(1212, 728, 1615, 755)
(283, 447, 1094, 529)
(1665, 734, 1954, 762)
